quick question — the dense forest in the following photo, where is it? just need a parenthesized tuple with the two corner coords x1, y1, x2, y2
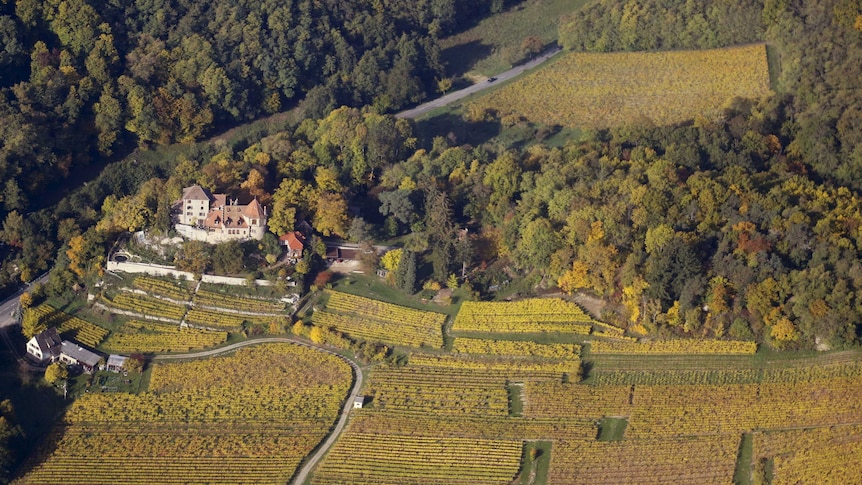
(3, 0, 862, 350)
(559, 0, 766, 52)
(560, 0, 862, 193)
(0, 0, 513, 292)
(0, 0, 517, 206)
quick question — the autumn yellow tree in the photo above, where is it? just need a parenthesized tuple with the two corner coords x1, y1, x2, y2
(66, 233, 105, 280)
(771, 317, 799, 343)
(558, 261, 589, 293)
(644, 224, 674, 254)
(707, 276, 731, 315)
(314, 192, 348, 237)
(380, 249, 403, 273)
(622, 276, 649, 323)
(21, 309, 46, 339)
(309, 326, 324, 344)
(19, 292, 32, 309)
(44, 363, 68, 384)
(240, 168, 269, 205)
(665, 300, 682, 327)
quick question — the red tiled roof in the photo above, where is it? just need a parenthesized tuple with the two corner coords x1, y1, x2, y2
(279, 231, 305, 250)
(204, 206, 247, 229)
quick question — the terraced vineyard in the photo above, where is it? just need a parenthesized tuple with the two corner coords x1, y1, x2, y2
(312, 328, 585, 484)
(753, 425, 862, 484)
(312, 291, 445, 348)
(21, 290, 862, 484)
(307, 292, 862, 484)
(523, 375, 862, 438)
(452, 298, 601, 334)
(311, 434, 523, 485)
(132, 276, 192, 301)
(364, 366, 511, 417)
(452, 338, 581, 358)
(101, 320, 227, 353)
(470, 44, 771, 128)
(28, 304, 108, 347)
(104, 293, 188, 321)
(194, 289, 285, 313)
(549, 435, 739, 484)
(409, 353, 579, 376)
(184, 308, 246, 328)
(17, 343, 352, 484)
(590, 339, 757, 355)
(348, 411, 597, 441)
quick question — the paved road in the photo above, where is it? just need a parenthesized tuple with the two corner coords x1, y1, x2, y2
(0, 272, 50, 329)
(396, 46, 563, 120)
(153, 337, 363, 485)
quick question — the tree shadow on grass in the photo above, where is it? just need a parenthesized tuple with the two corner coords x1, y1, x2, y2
(414, 112, 502, 149)
(441, 40, 494, 78)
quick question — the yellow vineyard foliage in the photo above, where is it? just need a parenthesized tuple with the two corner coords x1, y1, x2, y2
(29, 304, 108, 348)
(312, 291, 445, 348)
(452, 298, 596, 334)
(470, 44, 771, 128)
(452, 338, 581, 358)
(19, 343, 352, 485)
(590, 339, 757, 355)
(101, 320, 227, 353)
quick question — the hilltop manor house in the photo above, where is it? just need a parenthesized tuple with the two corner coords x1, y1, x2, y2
(174, 185, 267, 243)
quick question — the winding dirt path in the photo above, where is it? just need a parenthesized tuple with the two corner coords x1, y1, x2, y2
(152, 337, 363, 485)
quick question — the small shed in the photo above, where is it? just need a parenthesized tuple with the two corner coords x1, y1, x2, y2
(106, 354, 128, 372)
(353, 396, 365, 409)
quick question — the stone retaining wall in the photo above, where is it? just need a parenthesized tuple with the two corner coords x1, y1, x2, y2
(106, 261, 276, 287)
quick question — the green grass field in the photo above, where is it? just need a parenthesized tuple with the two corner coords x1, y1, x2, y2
(440, 0, 592, 77)
(518, 441, 552, 485)
(596, 417, 628, 441)
(469, 44, 772, 129)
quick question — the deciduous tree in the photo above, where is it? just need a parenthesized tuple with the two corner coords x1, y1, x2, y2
(314, 192, 348, 237)
(44, 362, 67, 384)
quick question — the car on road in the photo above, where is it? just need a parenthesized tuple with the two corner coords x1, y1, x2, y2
(487, 77, 497, 83)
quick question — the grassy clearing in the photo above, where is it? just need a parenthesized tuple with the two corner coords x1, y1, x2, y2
(519, 441, 552, 485)
(508, 383, 524, 417)
(68, 369, 148, 398)
(597, 417, 628, 441)
(733, 433, 753, 485)
(440, 0, 591, 77)
(197, 281, 290, 300)
(470, 44, 772, 129)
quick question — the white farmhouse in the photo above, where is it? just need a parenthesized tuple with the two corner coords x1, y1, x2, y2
(25, 328, 62, 363)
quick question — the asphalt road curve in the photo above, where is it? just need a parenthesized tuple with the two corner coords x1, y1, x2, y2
(396, 46, 562, 120)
